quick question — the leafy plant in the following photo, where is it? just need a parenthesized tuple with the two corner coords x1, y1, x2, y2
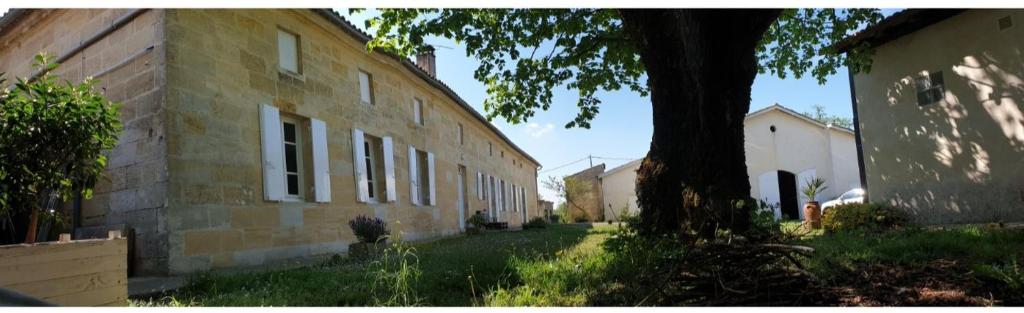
(821, 203, 910, 233)
(369, 225, 422, 306)
(522, 217, 548, 230)
(348, 215, 390, 244)
(0, 53, 122, 243)
(800, 176, 827, 202)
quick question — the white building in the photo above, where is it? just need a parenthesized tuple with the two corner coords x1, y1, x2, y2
(602, 104, 862, 221)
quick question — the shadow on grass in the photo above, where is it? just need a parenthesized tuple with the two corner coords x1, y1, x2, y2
(798, 226, 1024, 306)
(143, 224, 595, 307)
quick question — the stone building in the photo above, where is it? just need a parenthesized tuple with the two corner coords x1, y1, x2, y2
(0, 9, 541, 275)
(837, 9, 1024, 225)
(564, 164, 606, 222)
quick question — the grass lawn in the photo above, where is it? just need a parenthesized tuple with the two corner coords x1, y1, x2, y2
(134, 221, 1024, 306)
(134, 223, 615, 306)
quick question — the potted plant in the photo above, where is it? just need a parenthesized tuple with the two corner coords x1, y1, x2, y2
(800, 177, 828, 229)
(348, 215, 390, 259)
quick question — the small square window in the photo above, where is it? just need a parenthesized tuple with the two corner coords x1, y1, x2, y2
(488, 142, 493, 156)
(359, 70, 375, 105)
(277, 29, 301, 74)
(915, 71, 945, 106)
(413, 98, 425, 125)
(457, 123, 464, 145)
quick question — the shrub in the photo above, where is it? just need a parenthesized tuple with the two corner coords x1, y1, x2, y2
(821, 202, 909, 233)
(0, 54, 122, 243)
(523, 217, 548, 230)
(349, 215, 390, 243)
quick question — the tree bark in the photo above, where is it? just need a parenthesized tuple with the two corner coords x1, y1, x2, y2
(619, 9, 781, 239)
(24, 208, 38, 244)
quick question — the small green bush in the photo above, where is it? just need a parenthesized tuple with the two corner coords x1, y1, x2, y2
(466, 212, 485, 230)
(523, 217, 548, 230)
(821, 203, 909, 233)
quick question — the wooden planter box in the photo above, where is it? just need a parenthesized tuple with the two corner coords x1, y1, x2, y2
(0, 232, 128, 306)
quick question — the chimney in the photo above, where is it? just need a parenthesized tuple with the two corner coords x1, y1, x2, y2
(416, 46, 436, 77)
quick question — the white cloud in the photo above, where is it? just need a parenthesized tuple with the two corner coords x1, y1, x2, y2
(525, 122, 554, 138)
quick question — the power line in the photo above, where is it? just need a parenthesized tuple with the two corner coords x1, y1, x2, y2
(538, 156, 590, 174)
(538, 155, 642, 174)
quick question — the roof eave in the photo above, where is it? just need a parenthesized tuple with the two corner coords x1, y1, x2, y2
(834, 9, 966, 53)
(311, 9, 542, 168)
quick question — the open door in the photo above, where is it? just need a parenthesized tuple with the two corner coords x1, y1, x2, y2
(777, 171, 799, 220)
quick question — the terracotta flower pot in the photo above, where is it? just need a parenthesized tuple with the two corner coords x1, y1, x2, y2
(803, 201, 822, 229)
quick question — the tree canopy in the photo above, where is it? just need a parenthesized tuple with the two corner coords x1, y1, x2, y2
(359, 9, 883, 128)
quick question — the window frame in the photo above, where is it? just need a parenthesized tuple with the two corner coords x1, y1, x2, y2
(457, 123, 464, 145)
(362, 133, 386, 203)
(415, 149, 431, 206)
(280, 116, 305, 201)
(914, 71, 945, 106)
(359, 70, 376, 105)
(277, 28, 302, 75)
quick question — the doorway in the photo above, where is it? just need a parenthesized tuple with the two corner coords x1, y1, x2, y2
(777, 170, 798, 219)
(457, 165, 467, 231)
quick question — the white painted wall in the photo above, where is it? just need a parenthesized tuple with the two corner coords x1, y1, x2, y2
(745, 107, 862, 217)
(601, 160, 642, 221)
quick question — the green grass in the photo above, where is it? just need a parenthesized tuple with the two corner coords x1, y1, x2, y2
(134, 222, 1024, 306)
(796, 225, 1024, 281)
(135, 224, 612, 306)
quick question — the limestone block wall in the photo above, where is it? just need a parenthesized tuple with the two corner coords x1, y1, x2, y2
(566, 164, 606, 222)
(163, 9, 540, 274)
(0, 9, 170, 275)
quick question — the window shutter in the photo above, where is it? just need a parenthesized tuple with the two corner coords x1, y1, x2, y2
(511, 184, 517, 212)
(311, 119, 331, 203)
(408, 145, 420, 205)
(427, 152, 436, 206)
(476, 172, 483, 200)
(382, 137, 397, 202)
(522, 186, 528, 217)
(497, 179, 504, 212)
(260, 104, 285, 201)
(351, 128, 369, 203)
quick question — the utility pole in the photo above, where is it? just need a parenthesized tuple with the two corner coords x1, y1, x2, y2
(588, 154, 593, 167)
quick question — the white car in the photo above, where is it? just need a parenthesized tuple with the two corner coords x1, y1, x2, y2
(821, 188, 865, 211)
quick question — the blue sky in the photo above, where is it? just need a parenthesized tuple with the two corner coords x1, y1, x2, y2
(340, 9, 874, 204)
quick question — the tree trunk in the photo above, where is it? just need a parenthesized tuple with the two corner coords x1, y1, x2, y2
(619, 9, 781, 240)
(24, 208, 38, 244)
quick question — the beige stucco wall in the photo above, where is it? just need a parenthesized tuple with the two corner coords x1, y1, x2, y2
(852, 10, 1024, 224)
(0, 9, 170, 275)
(162, 9, 540, 274)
